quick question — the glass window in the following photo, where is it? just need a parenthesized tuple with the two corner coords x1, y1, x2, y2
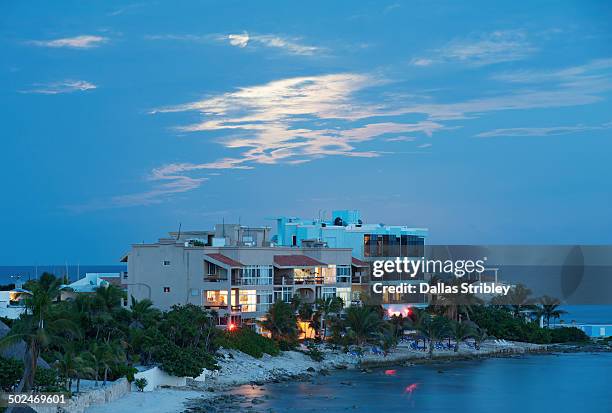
(322, 287, 336, 300)
(240, 265, 273, 285)
(336, 265, 351, 283)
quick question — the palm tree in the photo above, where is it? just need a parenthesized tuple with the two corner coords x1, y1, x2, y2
(73, 353, 95, 393)
(259, 300, 298, 342)
(535, 296, 567, 327)
(0, 274, 79, 392)
(129, 296, 160, 329)
(54, 350, 78, 392)
(448, 320, 475, 352)
(314, 296, 344, 340)
(417, 313, 449, 358)
(95, 284, 126, 313)
(345, 306, 382, 346)
(491, 284, 536, 318)
(429, 277, 483, 322)
(473, 327, 491, 350)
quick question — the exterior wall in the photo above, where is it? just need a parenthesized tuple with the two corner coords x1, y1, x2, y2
(31, 379, 130, 413)
(134, 366, 187, 391)
(126, 243, 357, 317)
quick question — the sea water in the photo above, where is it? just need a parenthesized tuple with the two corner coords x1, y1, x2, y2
(229, 353, 612, 413)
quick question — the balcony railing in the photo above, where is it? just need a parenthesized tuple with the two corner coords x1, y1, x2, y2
(294, 276, 324, 285)
(204, 275, 228, 282)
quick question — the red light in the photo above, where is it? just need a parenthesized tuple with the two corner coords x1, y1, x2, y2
(385, 369, 397, 376)
(404, 383, 418, 394)
(228, 323, 236, 331)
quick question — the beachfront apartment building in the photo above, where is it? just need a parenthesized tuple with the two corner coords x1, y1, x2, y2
(274, 210, 429, 306)
(121, 224, 369, 329)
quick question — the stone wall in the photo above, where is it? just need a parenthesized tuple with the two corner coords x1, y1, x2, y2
(31, 378, 131, 413)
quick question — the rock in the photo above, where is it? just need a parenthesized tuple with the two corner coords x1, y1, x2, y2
(306, 367, 316, 372)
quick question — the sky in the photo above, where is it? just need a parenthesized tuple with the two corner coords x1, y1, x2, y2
(1, 0, 611, 265)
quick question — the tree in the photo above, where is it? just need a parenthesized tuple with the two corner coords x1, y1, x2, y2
(129, 296, 160, 329)
(448, 320, 475, 352)
(416, 313, 449, 358)
(94, 284, 125, 313)
(535, 296, 567, 328)
(345, 306, 382, 346)
(54, 350, 77, 392)
(0, 274, 79, 392)
(428, 277, 483, 322)
(473, 327, 491, 350)
(259, 300, 298, 343)
(314, 296, 344, 340)
(491, 284, 536, 318)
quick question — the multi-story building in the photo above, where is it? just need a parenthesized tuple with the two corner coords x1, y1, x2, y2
(121, 223, 369, 330)
(274, 210, 429, 307)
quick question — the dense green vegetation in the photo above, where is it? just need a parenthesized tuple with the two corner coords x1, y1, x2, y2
(0, 273, 220, 394)
(214, 328, 279, 358)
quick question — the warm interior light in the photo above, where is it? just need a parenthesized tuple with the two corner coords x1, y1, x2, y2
(228, 322, 236, 331)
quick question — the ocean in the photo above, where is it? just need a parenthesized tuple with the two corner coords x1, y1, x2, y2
(0, 265, 126, 285)
(227, 352, 612, 413)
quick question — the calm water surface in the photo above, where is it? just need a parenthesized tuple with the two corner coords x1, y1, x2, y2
(231, 353, 612, 413)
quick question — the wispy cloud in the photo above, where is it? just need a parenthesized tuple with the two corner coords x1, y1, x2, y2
(411, 30, 536, 67)
(476, 122, 612, 138)
(385, 136, 416, 142)
(111, 57, 612, 207)
(146, 31, 322, 55)
(20, 80, 97, 95)
(29, 35, 108, 49)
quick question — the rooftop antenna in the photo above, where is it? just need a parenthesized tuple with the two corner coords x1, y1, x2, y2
(222, 217, 225, 238)
(176, 222, 182, 240)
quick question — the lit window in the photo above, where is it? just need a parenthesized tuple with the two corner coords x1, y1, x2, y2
(163, 287, 170, 293)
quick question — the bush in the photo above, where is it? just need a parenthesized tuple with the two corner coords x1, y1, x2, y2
(550, 327, 589, 343)
(135, 377, 148, 392)
(0, 357, 22, 391)
(304, 344, 324, 362)
(155, 343, 217, 378)
(471, 306, 552, 343)
(214, 328, 280, 358)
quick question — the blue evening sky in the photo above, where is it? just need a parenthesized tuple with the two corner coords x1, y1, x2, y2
(1, 1, 611, 264)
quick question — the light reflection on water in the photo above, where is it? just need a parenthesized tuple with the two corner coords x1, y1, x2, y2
(229, 353, 612, 413)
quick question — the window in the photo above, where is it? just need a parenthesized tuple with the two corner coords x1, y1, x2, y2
(322, 287, 336, 300)
(239, 290, 257, 312)
(336, 265, 351, 283)
(274, 287, 293, 303)
(240, 265, 273, 285)
(292, 235, 297, 246)
(162, 260, 171, 266)
(205, 290, 228, 306)
(163, 287, 170, 293)
(336, 287, 351, 307)
(257, 291, 273, 312)
(322, 265, 336, 284)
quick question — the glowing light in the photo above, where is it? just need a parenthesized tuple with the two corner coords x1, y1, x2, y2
(228, 323, 236, 331)
(384, 369, 397, 376)
(404, 383, 418, 394)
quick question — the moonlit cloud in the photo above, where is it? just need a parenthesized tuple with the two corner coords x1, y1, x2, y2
(411, 30, 536, 67)
(146, 31, 322, 55)
(115, 55, 612, 207)
(228, 32, 250, 48)
(20, 80, 97, 94)
(29, 35, 108, 49)
(476, 122, 612, 138)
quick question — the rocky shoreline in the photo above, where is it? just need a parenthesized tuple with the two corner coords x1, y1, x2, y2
(85, 341, 611, 413)
(180, 341, 561, 412)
